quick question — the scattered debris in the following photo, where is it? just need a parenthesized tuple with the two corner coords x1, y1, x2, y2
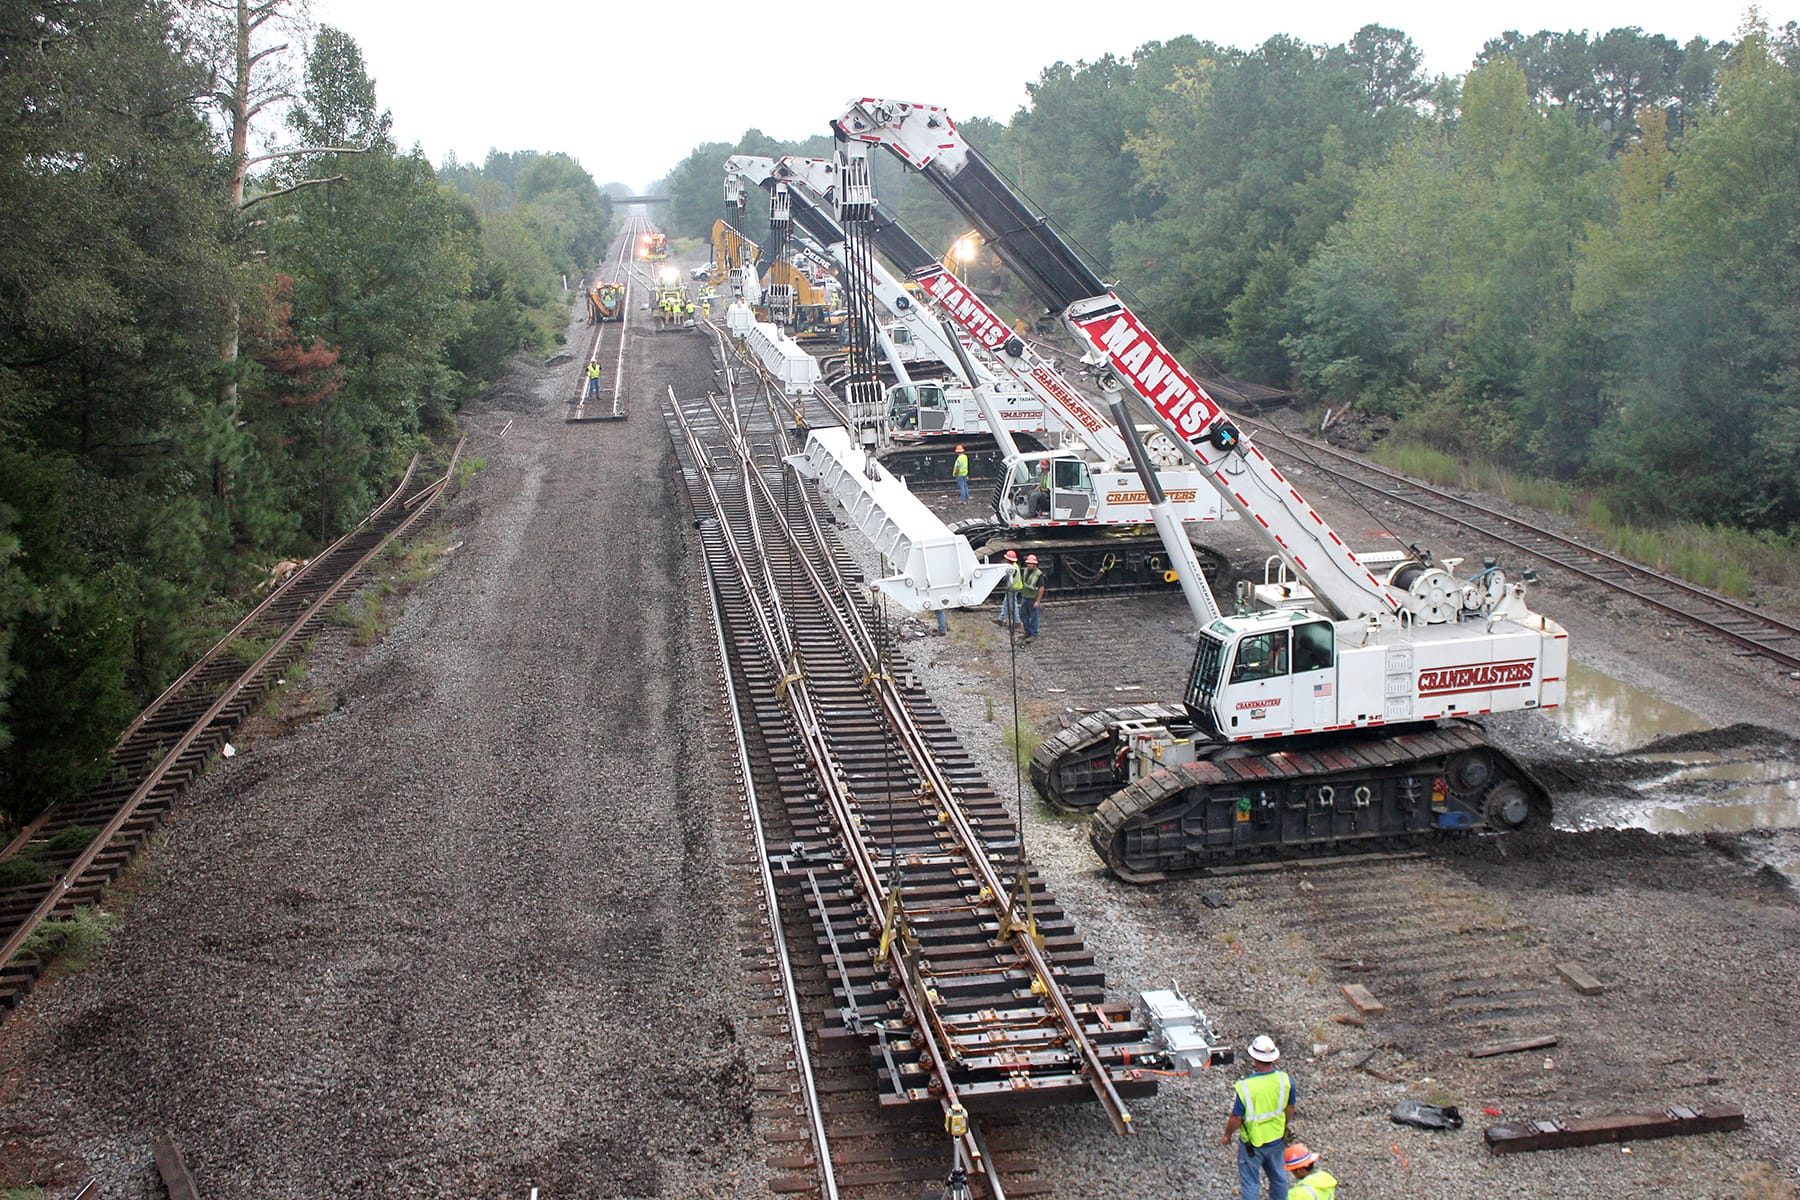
(1341, 983, 1384, 1015)
(1485, 1103, 1745, 1154)
(1470, 1034, 1559, 1059)
(1200, 891, 1232, 909)
(1392, 1100, 1463, 1131)
(1556, 961, 1606, 995)
(1331, 1014, 1365, 1028)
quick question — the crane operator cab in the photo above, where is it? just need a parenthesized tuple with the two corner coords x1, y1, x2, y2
(1184, 612, 1339, 740)
(888, 382, 948, 431)
(1004, 453, 1094, 521)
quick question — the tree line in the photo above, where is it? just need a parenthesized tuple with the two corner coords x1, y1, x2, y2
(658, 16, 1798, 539)
(0, 1, 611, 824)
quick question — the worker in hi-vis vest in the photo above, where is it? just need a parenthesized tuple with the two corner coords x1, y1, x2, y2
(1221, 1035, 1296, 1200)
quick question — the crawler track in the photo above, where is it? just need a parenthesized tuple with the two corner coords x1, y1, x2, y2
(1251, 423, 1800, 670)
(0, 441, 464, 1013)
(671, 331, 1185, 1197)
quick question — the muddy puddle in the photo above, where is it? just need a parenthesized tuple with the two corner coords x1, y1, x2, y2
(1547, 663, 1800, 876)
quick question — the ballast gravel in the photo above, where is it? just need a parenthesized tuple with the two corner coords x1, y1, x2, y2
(2, 284, 1797, 1200)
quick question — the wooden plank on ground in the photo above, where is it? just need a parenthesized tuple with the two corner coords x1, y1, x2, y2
(152, 1134, 200, 1200)
(1340, 983, 1384, 1015)
(1470, 1034, 1558, 1058)
(1556, 961, 1606, 995)
(1485, 1103, 1745, 1154)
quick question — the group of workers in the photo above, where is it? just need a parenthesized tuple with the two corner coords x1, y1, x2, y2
(991, 547, 1044, 641)
(657, 291, 697, 328)
(1226, 1035, 1336, 1200)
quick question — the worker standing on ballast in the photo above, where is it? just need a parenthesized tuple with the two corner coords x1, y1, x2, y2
(1284, 1144, 1335, 1200)
(1017, 553, 1044, 643)
(585, 360, 601, 401)
(993, 549, 1019, 629)
(953, 444, 970, 501)
(1222, 1035, 1296, 1200)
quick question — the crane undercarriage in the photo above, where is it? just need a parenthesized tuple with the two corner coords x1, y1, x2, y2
(1031, 712, 1550, 881)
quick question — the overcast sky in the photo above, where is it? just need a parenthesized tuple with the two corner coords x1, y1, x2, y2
(313, 1, 1760, 190)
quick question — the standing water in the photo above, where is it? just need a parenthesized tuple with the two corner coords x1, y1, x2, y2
(1548, 662, 1800, 877)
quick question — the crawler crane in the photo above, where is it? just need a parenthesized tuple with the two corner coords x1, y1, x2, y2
(728, 154, 1235, 597)
(838, 97, 1569, 879)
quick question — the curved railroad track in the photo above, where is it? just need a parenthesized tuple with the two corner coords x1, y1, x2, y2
(1246, 422, 1800, 671)
(671, 323, 1198, 1198)
(0, 440, 465, 1013)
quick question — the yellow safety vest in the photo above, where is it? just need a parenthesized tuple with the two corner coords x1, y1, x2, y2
(1234, 1070, 1292, 1146)
(1291, 1170, 1336, 1200)
(952, 453, 969, 478)
(1014, 568, 1042, 596)
(587, 363, 600, 380)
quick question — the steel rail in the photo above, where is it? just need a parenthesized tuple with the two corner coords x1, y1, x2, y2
(1, 439, 464, 972)
(685, 381, 1134, 1135)
(1251, 423, 1800, 670)
(693, 440, 840, 1200)
(669, 389, 995, 1179)
(697, 323, 1133, 1133)
(105, 453, 423, 751)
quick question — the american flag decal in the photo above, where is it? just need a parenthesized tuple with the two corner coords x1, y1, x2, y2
(1314, 682, 1333, 697)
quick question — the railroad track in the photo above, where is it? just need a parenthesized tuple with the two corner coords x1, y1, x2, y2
(671, 328, 1199, 1197)
(0, 440, 465, 1013)
(569, 212, 650, 422)
(1248, 422, 1800, 670)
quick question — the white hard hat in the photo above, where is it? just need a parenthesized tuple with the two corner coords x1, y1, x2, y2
(1247, 1035, 1280, 1063)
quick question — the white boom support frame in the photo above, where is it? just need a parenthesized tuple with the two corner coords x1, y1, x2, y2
(787, 427, 1011, 612)
(838, 95, 1569, 735)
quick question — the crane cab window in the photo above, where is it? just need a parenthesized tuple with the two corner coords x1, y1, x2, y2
(1230, 630, 1289, 683)
(1293, 621, 1334, 673)
(1050, 459, 1091, 491)
(890, 325, 914, 346)
(915, 384, 946, 411)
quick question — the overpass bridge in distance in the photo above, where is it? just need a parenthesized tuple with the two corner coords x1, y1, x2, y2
(611, 195, 670, 204)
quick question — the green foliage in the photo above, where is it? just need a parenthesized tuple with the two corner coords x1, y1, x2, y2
(0, 858, 47, 888)
(21, 906, 115, 966)
(0, 13, 609, 827)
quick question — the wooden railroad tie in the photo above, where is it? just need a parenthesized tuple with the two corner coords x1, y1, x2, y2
(1469, 1033, 1559, 1059)
(1485, 1102, 1745, 1154)
(1555, 961, 1607, 995)
(1340, 983, 1384, 1015)
(152, 1133, 201, 1200)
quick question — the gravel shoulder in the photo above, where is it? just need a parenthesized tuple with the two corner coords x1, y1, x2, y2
(878, 408, 1800, 1198)
(0, 289, 751, 1198)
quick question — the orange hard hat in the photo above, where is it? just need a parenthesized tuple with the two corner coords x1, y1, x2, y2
(1025, 554, 1039, 565)
(1283, 1144, 1319, 1171)
(1003, 550, 1019, 562)
(955, 444, 965, 452)
(1039, 458, 1050, 466)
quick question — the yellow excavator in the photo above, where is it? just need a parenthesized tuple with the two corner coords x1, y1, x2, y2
(763, 259, 841, 342)
(707, 219, 760, 289)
